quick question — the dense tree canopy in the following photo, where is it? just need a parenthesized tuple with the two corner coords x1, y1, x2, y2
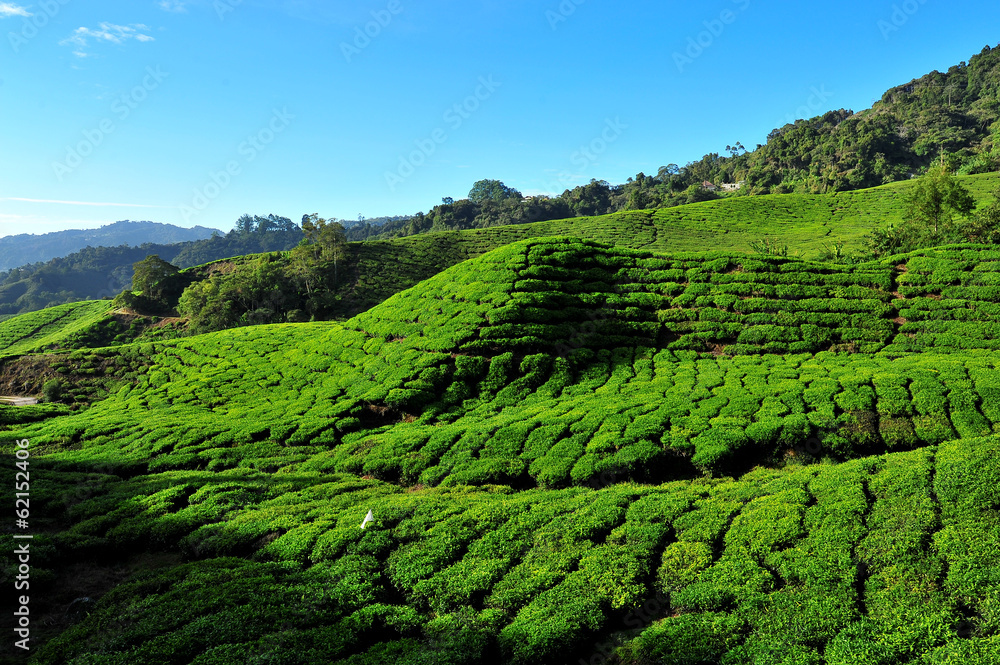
(468, 179, 523, 204)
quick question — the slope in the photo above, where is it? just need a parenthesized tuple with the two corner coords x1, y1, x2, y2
(15, 419, 1000, 664)
(8, 238, 1000, 663)
(211, 173, 999, 326)
(17, 238, 1000, 486)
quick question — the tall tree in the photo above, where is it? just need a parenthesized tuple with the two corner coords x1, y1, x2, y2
(131, 255, 180, 298)
(468, 179, 522, 204)
(866, 167, 977, 256)
(904, 166, 975, 235)
(292, 214, 348, 294)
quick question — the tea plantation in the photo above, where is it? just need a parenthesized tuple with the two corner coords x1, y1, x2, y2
(309, 173, 1000, 321)
(7, 237, 1000, 663)
(0, 302, 115, 360)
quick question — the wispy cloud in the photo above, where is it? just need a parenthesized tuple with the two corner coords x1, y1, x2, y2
(1, 198, 168, 208)
(157, 0, 188, 13)
(60, 23, 155, 57)
(0, 3, 31, 17)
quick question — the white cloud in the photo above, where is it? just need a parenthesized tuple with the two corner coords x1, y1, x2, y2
(157, 0, 188, 13)
(0, 3, 31, 17)
(60, 23, 155, 57)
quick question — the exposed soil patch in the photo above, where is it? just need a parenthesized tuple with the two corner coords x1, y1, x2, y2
(0, 355, 61, 397)
(708, 343, 730, 357)
(151, 317, 187, 330)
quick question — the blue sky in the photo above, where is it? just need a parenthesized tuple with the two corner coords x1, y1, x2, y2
(1, 0, 999, 237)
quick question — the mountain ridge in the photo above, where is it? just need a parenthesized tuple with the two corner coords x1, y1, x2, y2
(0, 220, 223, 271)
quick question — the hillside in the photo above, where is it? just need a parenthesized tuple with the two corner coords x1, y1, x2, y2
(1, 173, 995, 327)
(677, 44, 1000, 195)
(199, 172, 1000, 326)
(0, 221, 222, 271)
(7, 239, 1000, 662)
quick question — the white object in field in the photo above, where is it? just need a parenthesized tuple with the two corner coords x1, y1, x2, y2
(360, 509, 374, 529)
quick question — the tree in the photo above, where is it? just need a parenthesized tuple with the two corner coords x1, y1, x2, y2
(114, 255, 190, 315)
(468, 179, 522, 204)
(903, 166, 975, 235)
(234, 214, 255, 236)
(963, 186, 1000, 243)
(132, 255, 179, 295)
(291, 214, 348, 294)
(866, 168, 977, 257)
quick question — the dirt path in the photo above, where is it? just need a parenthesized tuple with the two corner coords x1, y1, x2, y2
(0, 396, 38, 406)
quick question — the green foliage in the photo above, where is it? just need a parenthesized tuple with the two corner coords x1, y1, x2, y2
(749, 237, 791, 257)
(0, 215, 304, 319)
(41, 378, 64, 403)
(906, 166, 977, 232)
(24, 440, 1000, 664)
(0, 300, 125, 359)
(468, 179, 523, 204)
(16, 232, 1000, 664)
(867, 168, 977, 257)
(19, 240, 1000, 489)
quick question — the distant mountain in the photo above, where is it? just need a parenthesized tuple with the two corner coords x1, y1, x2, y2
(0, 216, 303, 318)
(0, 220, 223, 270)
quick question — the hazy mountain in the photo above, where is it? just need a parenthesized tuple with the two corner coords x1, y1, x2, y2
(0, 220, 223, 270)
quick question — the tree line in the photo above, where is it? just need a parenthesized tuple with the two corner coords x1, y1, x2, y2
(118, 215, 348, 331)
(347, 44, 1000, 242)
(0, 215, 304, 319)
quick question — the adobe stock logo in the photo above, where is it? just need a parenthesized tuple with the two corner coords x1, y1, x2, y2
(52, 66, 169, 182)
(214, 0, 243, 21)
(776, 85, 834, 128)
(384, 76, 501, 191)
(673, 0, 751, 73)
(546, 0, 585, 30)
(7, 0, 71, 53)
(179, 108, 294, 223)
(536, 118, 628, 198)
(341, 0, 403, 63)
(877, 0, 929, 40)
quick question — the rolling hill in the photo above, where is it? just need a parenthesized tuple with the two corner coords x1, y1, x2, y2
(6, 238, 1000, 662)
(180, 173, 1000, 329)
(1, 172, 996, 327)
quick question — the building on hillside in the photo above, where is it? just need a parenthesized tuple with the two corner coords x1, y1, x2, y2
(702, 181, 720, 192)
(719, 181, 745, 192)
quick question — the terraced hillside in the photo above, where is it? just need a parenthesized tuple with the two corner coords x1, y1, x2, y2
(0, 301, 119, 360)
(0, 299, 179, 395)
(327, 172, 999, 320)
(7, 238, 1000, 664)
